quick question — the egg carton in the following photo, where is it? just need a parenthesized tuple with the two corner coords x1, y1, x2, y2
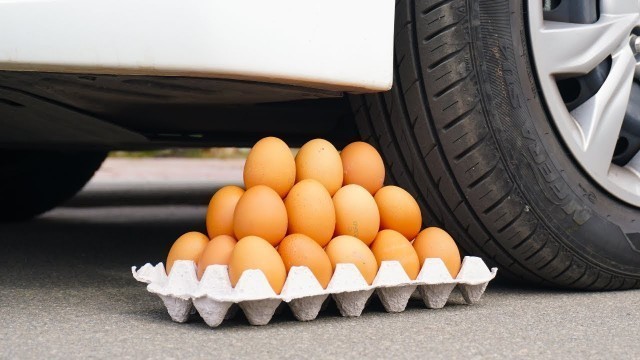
(132, 256, 497, 327)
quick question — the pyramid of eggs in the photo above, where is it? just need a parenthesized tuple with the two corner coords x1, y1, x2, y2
(133, 137, 497, 326)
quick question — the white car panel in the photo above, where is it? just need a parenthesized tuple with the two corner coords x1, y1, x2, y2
(0, 0, 395, 92)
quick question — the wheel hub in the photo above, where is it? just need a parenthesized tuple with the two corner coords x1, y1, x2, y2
(528, 0, 640, 207)
(630, 35, 640, 54)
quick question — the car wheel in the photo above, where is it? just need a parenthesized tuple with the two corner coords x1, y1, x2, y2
(0, 150, 105, 221)
(351, 0, 640, 289)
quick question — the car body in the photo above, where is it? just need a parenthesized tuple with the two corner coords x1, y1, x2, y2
(0, 0, 394, 149)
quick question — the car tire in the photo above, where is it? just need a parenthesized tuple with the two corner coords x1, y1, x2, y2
(0, 150, 105, 221)
(351, 0, 640, 289)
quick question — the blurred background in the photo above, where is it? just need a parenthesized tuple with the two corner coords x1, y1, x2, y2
(109, 147, 249, 159)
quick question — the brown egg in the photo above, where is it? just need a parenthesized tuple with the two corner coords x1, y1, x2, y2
(229, 236, 287, 294)
(332, 184, 380, 246)
(374, 186, 422, 240)
(233, 185, 288, 246)
(166, 231, 209, 274)
(244, 137, 296, 198)
(340, 141, 385, 194)
(197, 235, 237, 279)
(370, 230, 420, 279)
(278, 234, 333, 288)
(325, 235, 378, 285)
(413, 227, 462, 277)
(295, 139, 343, 196)
(284, 179, 335, 247)
(205, 186, 244, 239)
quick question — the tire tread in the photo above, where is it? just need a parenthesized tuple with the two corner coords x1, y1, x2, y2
(353, 0, 638, 289)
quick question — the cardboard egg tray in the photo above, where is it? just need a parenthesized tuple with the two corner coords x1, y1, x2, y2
(132, 256, 497, 327)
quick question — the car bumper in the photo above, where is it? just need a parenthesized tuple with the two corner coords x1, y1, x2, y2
(0, 0, 395, 92)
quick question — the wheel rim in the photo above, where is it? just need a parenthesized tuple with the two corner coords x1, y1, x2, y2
(528, 0, 640, 207)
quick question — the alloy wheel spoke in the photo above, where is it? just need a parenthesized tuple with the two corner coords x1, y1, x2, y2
(571, 46, 636, 176)
(529, 0, 640, 206)
(626, 152, 640, 175)
(535, 14, 638, 76)
(600, 0, 640, 17)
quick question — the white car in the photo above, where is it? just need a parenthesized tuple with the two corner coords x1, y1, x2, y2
(1, 0, 639, 290)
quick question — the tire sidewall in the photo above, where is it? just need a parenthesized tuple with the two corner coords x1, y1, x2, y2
(472, 0, 640, 273)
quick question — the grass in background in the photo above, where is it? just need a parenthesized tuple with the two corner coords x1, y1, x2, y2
(110, 148, 250, 159)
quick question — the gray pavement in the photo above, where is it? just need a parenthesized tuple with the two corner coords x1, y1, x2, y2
(1, 180, 639, 359)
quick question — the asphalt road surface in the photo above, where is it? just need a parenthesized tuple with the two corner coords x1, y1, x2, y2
(1, 161, 639, 359)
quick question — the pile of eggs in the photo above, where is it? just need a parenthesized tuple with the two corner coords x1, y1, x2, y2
(166, 137, 461, 294)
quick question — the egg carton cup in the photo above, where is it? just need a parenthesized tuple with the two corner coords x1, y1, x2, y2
(132, 256, 497, 327)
